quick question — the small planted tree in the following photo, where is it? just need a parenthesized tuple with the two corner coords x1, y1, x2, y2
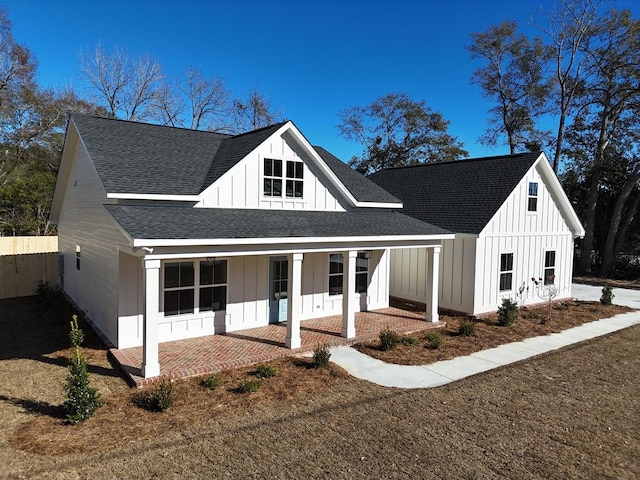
(63, 315, 102, 423)
(497, 298, 519, 326)
(600, 285, 614, 305)
(532, 277, 560, 323)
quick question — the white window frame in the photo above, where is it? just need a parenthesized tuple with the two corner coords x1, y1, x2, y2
(527, 182, 538, 212)
(162, 259, 228, 317)
(499, 253, 514, 292)
(544, 251, 556, 285)
(75, 244, 81, 271)
(328, 253, 343, 296)
(263, 157, 304, 199)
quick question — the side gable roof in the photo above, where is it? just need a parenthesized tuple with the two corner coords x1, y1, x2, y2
(69, 115, 398, 206)
(71, 114, 230, 196)
(314, 146, 401, 204)
(368, 152, 541, 234)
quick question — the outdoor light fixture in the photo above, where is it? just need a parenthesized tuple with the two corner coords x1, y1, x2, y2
(364, 250, 372, 259)
(206, 257, 215, 266)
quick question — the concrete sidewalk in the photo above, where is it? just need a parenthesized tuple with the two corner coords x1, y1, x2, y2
(329, 284, 640, 389)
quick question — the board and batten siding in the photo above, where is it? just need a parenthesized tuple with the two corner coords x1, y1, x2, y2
(197, 133, 347, 211)
(57, 136, 126, 347)
(389, 161, 577, 315)
(119, 250, 391, 347)
(473, 162, 574, 314)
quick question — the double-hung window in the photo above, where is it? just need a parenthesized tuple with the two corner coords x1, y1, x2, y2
(264, 158, 303, 198)
(163, 260, 227, 316)
(199, 260, 228, 312)
(355, 252, 368, 294)
(499, 253, 513, 292)
(329, 254, 343, 296)
(528, 182, 538, 212)
(286, 160, 304, 197)
(264, 158, 283, 197)
(544, 251, 556, 285)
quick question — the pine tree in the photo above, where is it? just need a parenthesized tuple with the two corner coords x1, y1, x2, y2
(63, 315, 102, 424)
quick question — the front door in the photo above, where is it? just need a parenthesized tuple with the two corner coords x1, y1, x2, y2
(269, 256, 288, 323)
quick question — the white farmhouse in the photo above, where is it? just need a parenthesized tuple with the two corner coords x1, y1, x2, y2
(50, 115, 451, 378)
(369, 152, 585, 315)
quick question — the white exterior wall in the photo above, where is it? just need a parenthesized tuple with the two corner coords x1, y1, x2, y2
(118, 250, 389, 347)
(389, 162, 577, 315)
(474, 163, 574, 314)
(197, 134, 346, 211)
(57, 138, 126, 347)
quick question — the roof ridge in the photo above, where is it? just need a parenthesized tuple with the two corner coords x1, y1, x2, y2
(71, 113, 233, 138)
(228, 121, 289, 139)
(375, 152, 541, 172)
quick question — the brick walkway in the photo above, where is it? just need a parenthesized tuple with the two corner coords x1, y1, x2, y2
(110, 307, 442, 387)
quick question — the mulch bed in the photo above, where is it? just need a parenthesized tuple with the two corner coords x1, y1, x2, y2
(9, 356, 350, 456)
(573, 276, 640, 290)
(354, 301, 631, 365)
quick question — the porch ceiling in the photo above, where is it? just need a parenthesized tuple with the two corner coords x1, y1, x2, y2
(111, 307, 443, 387)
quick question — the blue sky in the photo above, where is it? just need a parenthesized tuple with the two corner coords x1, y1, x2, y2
(3, 0, 638, 162)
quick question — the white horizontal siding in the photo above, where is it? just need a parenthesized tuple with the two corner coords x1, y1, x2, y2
(57, 138, 128, 347)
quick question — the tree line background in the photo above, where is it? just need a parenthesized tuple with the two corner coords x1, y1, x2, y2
(0, 0, 638, 279)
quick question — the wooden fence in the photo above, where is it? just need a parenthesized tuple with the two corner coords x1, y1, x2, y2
(0, 237, 59, 299)
(0, 236, 58, 255)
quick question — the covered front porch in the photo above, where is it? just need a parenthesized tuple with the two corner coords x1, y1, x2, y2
(111, 305, 443, 387)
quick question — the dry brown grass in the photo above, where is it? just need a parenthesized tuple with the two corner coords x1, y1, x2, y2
(355, 300, 631, 365)
(574, 276, 640, 290)
(1, 294, 638, 479)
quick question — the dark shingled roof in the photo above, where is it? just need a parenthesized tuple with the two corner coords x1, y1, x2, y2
(368, 152, 541, 234)
(71, 115, 398, 205)
(314, 146, 401, 204)
(200, 122, 287, 190)
(71, 114, 230, 195)
(105, 205, 450, 240)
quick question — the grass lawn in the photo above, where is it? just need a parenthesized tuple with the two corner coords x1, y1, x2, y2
(0, 294, 638, 479)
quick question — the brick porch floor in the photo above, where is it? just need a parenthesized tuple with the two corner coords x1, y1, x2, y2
(110, 307, 443, 387)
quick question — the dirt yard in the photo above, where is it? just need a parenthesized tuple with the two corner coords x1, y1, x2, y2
(1, 295, 638, 479)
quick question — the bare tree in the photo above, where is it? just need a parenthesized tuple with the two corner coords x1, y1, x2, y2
(80, 44, 166, 121)
(535, 0, 602, 172)
(231, 87, 281, 133)
(179, 67, 230, 131)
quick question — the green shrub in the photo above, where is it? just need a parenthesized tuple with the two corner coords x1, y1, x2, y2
(147, 376, 174, 411)
(401, 335, 419, 347)
(379, 327, 399, 351)
(497, 298, 519, 326)
(458, 318, 476, 337)
(68, 314, 84, 348)
(63, 316, 101, 423)
(255, 364, 277, 379)
(312, 342, 331, 369)
(600, 285, 614, 305)
(201, 374, 220, 390)
(425, 331, 443, 349)
(237, 378, 261, 394)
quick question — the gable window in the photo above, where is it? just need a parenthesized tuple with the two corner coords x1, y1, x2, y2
(544, 251, 556, 285)
(263, 158, 303, 198)
(528, 182, 538, 212)
(286, 160, 304, 197)
(163, 260, 228, 316)
(264, 158, 282, 197)
(499, 253, 513, 291)
(75, 244, 81, 271)
(356, 252, 369, 294)
(329, 253, 343, 295)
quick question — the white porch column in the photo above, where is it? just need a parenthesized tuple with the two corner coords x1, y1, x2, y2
(286, 253, 303, 349)
(341, 250, 357, 338)
(142, 258, 161, 378)
(425, 246, 441, 323)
